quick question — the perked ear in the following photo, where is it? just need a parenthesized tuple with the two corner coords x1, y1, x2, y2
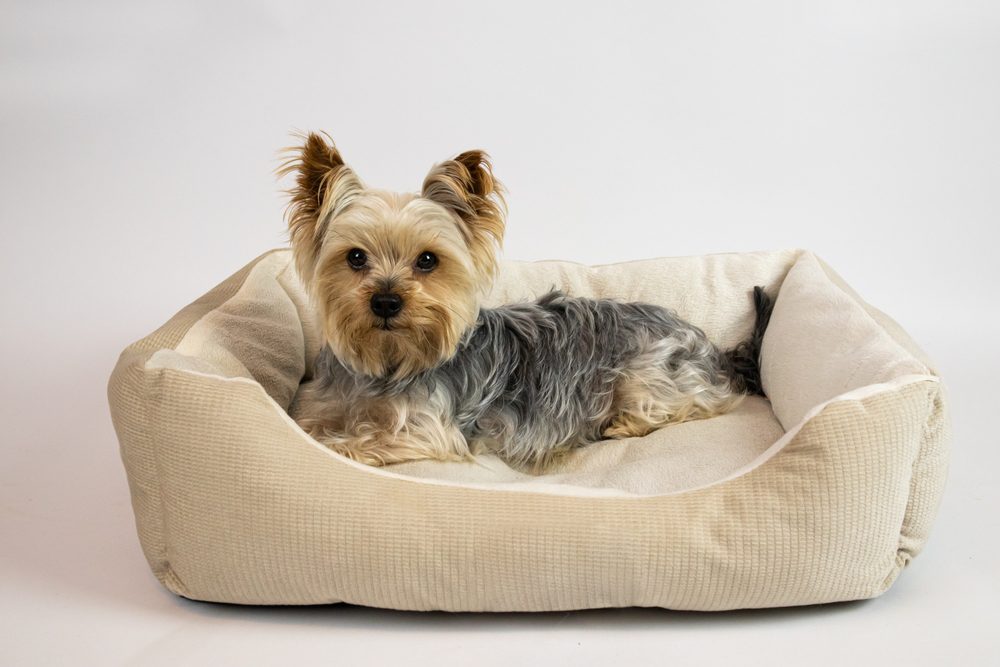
(278, 132, 364, 281)
(422, 150, 506, 282)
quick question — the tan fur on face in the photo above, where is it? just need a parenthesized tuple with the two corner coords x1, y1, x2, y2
(314, 192, 483, 378)
(280, 133, 506, 379)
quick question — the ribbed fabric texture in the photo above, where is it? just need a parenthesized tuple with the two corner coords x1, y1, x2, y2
(108, 249, 949, 611)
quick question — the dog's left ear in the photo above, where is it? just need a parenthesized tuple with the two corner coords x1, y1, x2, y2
(422, 150, 506, 281)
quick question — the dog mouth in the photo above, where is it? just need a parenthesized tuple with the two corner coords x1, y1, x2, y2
(376, 319, 394, 331)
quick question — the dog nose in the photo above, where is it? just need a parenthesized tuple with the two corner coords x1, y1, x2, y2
(370, 292, 403, 319)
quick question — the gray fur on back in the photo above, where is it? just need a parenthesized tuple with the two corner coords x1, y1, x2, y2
(310, 291, 740, 468)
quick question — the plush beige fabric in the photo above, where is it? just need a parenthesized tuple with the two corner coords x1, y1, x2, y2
(108, 248, 949, 611)
(760, 253, 932, 430)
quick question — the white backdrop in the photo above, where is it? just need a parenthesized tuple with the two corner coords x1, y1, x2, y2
(2, 2, 998, 665)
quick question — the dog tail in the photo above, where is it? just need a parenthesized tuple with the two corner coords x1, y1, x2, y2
(724, 286, 774, 397)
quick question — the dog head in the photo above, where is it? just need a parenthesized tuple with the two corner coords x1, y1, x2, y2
(280, 132, 506, 379)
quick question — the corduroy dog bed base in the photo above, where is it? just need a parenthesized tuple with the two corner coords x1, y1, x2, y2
(108, 248, 948, 611)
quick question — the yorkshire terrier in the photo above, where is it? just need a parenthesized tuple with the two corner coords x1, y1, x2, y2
(283, 133, 773, 470)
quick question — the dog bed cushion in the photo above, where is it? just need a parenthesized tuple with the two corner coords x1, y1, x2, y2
(108, 248, 948, 611)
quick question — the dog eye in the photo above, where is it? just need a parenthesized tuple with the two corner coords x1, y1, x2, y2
(346, 248, 367, 270)
(415, 251, 438, 272)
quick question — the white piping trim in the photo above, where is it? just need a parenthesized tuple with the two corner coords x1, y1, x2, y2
(664, 373, 939, 497)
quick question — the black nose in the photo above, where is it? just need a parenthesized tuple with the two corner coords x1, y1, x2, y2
(370, 292, 403, 319)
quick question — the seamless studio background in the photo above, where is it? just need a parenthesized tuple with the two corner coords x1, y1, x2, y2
(2, 2, 998, 665)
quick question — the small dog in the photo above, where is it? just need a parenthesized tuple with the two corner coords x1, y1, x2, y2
(284, 133, 772, 469)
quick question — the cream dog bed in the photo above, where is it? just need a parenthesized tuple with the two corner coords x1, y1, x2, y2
(108, 248, 948, 611)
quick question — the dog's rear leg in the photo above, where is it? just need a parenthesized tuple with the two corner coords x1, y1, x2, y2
(601, 354, 742, 439)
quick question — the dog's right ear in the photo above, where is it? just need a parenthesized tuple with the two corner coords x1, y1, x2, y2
(278, 132, 364, 280)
